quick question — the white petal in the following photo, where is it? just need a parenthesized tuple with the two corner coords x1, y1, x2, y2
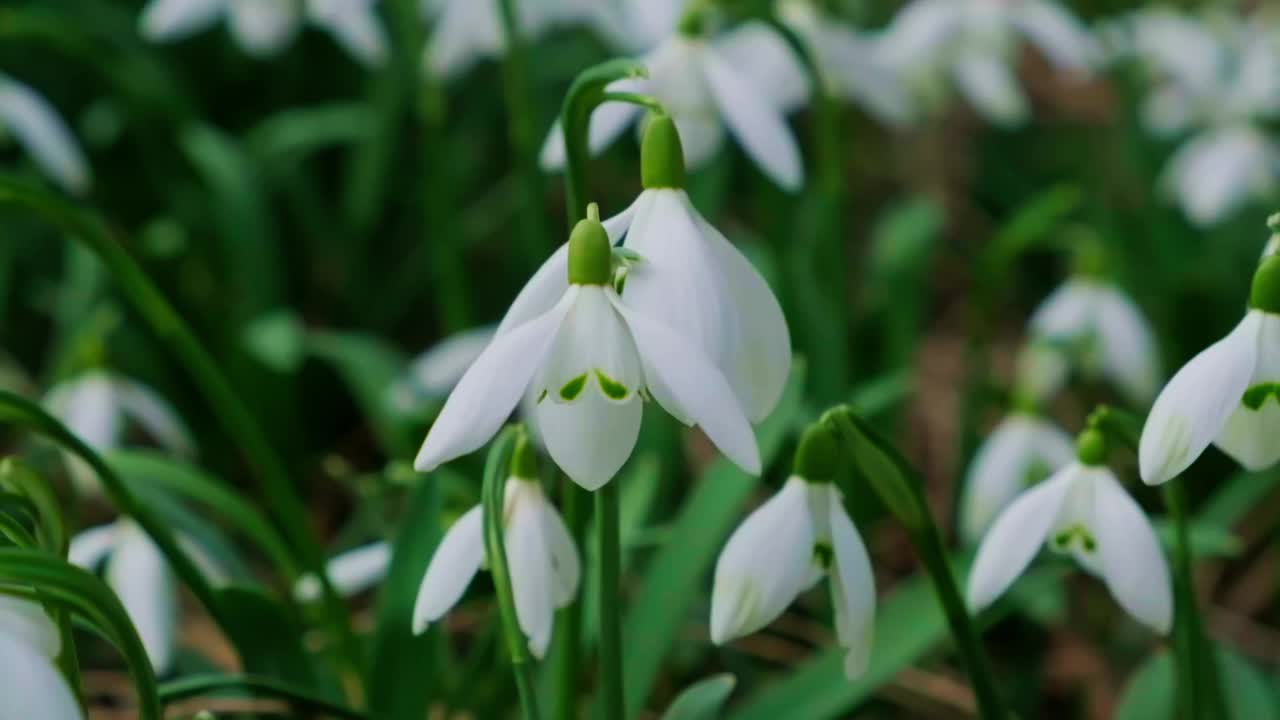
(601, 191, 648, 244)
(701, 43, 804, 191)
(1140, 312, 1260, 485)
(406, 325, 499, 397)
(45, 373, 120, 452)
(710, 477, 815, 644)
(826, 488, 875, 679)
(820, 28, 915, 126)
(1014, 0, 1098, 71)
(107, 523, 177, 674)
(621, 0, 683, 50)
(227, 0, 300, 56)
(646, 40, 724, 169)
(414, 292, 573, 471)
(0, 633, 83, 720)
(880, 0, 962, 68)
(953, 52, 1028, 127)
(504, 482, 557, 658)
(967, 464, 1076, 611)
(139, 0, 225, 42)
(495, 243, 570, 337)
(1214, 313, 1280, 471)
(0, 77, 90, 194)
(1030, 280, 1094, 339)
(713, 21, 810, 113)
(0, 596, 60, 660)
(325, 541, 391, 597)
(412, 505, 483, 633)
(1092, 285, 1160, 404)
(538, 78, 647, 170)
(1090, 468, 1172, 633)
(538, 286, 643, 400)
(1140, 84, 1195, 137)
(960, 415, 1073, 545)
(115, 379, 195, 456)
(611, 293, 761, 474)
(308, 0, 387, 67)
(537, 494, 580, 607)
(425, 0, 502, 78)
(68, 523, 118, 570)
(536, 389, 642, 491)
(1164, 128, 1275, 227)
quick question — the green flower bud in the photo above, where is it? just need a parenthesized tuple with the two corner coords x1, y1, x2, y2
(567, 203, 612, 285)
(794, 423, 839, 482)
(1075, 427, 1107, 467)
(641, 114, 686, 190)
(1250, 255, 1280, 315)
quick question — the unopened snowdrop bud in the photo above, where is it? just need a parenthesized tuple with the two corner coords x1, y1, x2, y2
(959, 413, 1074, 544)
(0, 597, 82, 720)
(968, 428, 1171, 634)
(641, 114, 686, 190)
(711, 426, 875, 679)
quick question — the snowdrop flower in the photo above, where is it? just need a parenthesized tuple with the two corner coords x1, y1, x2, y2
(880, 0, 1099, 127)
(139, 0, 387, 66)
(969, 429, 1172, 633)
(1014, 339, 1071, 404)
(1162, 126, 1278, 228)
(540, 9, 806, 191)
(414, 204, 760, 490)
(413, 446, 578, 658)
(0, 74, 90, 194)
(1029, 277, 1161, 405)
(959, 413, 1074, 544)
(603, 115, 791, 423)
(1139, 254, 1280, 484)
(0, 597, 82, 720)
(711, 426, 874, 678)
(295, 540, 391, 601)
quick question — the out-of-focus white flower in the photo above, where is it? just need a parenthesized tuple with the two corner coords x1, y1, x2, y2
(711, 476, 874, 679)
(968, 453, 1171, 634)
(294, 540, 391, 601)
(0, 75, 91, 194)
(959, 413, 1075, 545)
(139, 0, 387, 66)
(1162, 126, 1278, 228)
(880, 0, 1099, 127)
(414, 207, 760, 490)
(412, 476, 578, 658)
(1029, 278, 1161, 405)
(0, 597, 82, 720)
(1014, 340, 1071, 404)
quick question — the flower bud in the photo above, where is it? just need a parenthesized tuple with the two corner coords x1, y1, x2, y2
(567, 203, 612, 285)
(794, 423, 839, 482)
(1075, 427, 1107, 466)
(1250, 255, 1280, 315)
(641, 114, 686, 190)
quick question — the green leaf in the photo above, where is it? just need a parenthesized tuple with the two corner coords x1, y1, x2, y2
(0, 458, 67, 556)
(307, 330, 415, 457)
(159, 673, 366, 719)
(215, 586, 318, 690)
(1152, 520, 1242, 558)
(246, 103, 375, 161)
(1116, 649, 1278, 720)
(660, 674, 736, 720)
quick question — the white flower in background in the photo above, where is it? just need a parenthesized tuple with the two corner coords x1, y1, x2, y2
(968, 436, 1172, 634)
(1013, 339, 1071, 404)
(1162, 126, 1278, 228)
(1139, 257, 1280, 484)
(711, 474, 874, 679)
(880, 0, 1099, 127)
(603, 115, 791, 423)
(540, 9, 806, 191)
(294, 540, 391, 601)
(389, 326, 497, 413)
(414, 206, 760, 490)
(0, 74, 90, 195)
(1029, 277, 1160, 405)
(959, 413, 1074, 544)
(412, 475, 578, 658)
(0, 597, 82, 720)
(139, 0, 388, 66)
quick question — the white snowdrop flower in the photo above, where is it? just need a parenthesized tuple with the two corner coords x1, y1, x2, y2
(959, 413, 1075, 545)
(880, 0, 1099, 127)
(0, 75, 90, 194)
(968, 430, 1172, 634)
(602, 115, 791, 423)
(0, 597, 82, 720)
(1139, 256, 1280, 485)
(307, 0, 388, 66)
(1161, 126, 1278, 228)
(412, 472, 578, 659)
(1029, 277, 1161, 405)
(413, 205, 760, 490)
(540, 13, 806, 191)
(390, 326, 498, 413)
(294, 540, 391, 602)
(711, 426, 874, 678)
(1014, 340, 1071, 404)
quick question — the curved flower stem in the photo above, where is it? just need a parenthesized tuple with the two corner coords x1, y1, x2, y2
(496, 0, 550, 270)
(558, 59, 650, 222)
(596, 480, 624, 719)
(483, 427, 542, 720)
(550, 477, 586, 720)
(823, 407, 1009, 719)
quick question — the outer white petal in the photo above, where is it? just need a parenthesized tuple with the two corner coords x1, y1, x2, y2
(880, 0, 962, 68)
(538, 286, 643, 399)
(611, 294, 761, 474)
(1093, 285, 1160, 404)
(412, 505, 483, 633)
(826, 488, 875, 679)
(701, 44, 804, 191)
(821, 28, 916, 126)
(308, 0, 388, 67)
(323, 541, 391, 598)
(710, 478, 815, 643)
(537, 494, 580, 607)
(967, 464, 1076, 611)
(0, 632, 83, 720)
(646, 40, 724, 169)
(0, 596, 61, 660)
(139, 0, 226, 42)
(538, 78, 647, 170)
(68, 524, 118, 570)
(960, 415, 1073, 545)
(495, 243, 569, 336)
(504, 482, 556, 658)
(407, 326, 498, 397)
(1090, 468, 1172, 634)
(415, 292, 573, 471)
(46, 373, 120, 452)
(952, 51, 1029, 127)
(1139, 312, 1260, 485)
(601, 191, 648, 244)
(0, 78, 90, 194)
(622, 0, 683, 50)
(1164, 128, 1275, 227)
(1014, 0, 1098, 71)
(425, 0, 502, 78)
(1029, 280, 1093, 339)
(713, 21, 810, 113)
(1215, 312, 1280, 471)
(116, 379, 195, 456)
(107, 523, 177, 674)
(227, 0, 301, 56)
(1141, 84, 1195, 137)
(536, 388, 642, 491)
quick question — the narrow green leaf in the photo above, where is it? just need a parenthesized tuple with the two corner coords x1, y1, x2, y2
(0, 458, 67, 555)
(215, 586, 318, 690)
(1116, 649, 1277, 720)
(159, 673, 366, 719)
(660, 674, 736, 720)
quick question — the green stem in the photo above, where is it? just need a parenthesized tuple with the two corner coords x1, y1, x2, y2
(550, 478, 586, 720)
(482, 427, 543, 720)
(596, 481, 624, 720)
(496, 0, 550, 271)
(159, 674, 366, 719)
(558, 59, 650, 222)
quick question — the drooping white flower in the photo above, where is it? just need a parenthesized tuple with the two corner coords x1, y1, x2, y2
(1161, 126, 1278, 228)
(959, 413, 1075, 545)
(1139, 262, 1280, 484)
(540, 16, 806, 191)
(1013, 339, 1071, 404)
(602, 115, 791, 423)
(880, 0, 1099, 127)
(0, 597, 82, 720)
(412, 476, 578, 658)
(968, 450, 1172, 634)
(139, 0, 387, 66)
(413, 207, 760, 490)
(0, 74, 91, 194)
(711, 476, 875, 678)
(294, 540, 391, 602)
(1029, 277, 1161, 405)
